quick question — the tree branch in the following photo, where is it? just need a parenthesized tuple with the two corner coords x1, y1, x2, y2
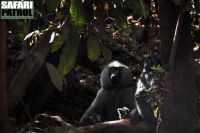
(78, 119, 156, 133)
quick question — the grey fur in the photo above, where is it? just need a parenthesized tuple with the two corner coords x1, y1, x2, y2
(134, 56, 161, 124)
(79, 61, 136, 126)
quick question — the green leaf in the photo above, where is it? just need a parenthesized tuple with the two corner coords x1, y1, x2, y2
(57, 33, 80, 76)
(70, 0, 85, 33)
(46, 63, 63, 91)
(100, 44, 112, 62)
(51, 27, 70, 53)
(151, 65, 158, 71)
(139, 0, 149, 19)
(151, 65, 164, 73)
(150, 101, 155, 108)
(49, 126, 66, 133)
(155, 92, 162, 100)
(153, 107, 159, 118)
(57, 0, 85, 76)
(44, 0, 62, 12)
(87, 35, 101, 62)
(129, 0, 149, 19)
(144, 87, 152, 93)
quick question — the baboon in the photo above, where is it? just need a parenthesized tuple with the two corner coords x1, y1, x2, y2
(79, 61, 136, 126)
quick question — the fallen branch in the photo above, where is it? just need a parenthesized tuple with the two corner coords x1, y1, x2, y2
(78, 119, 156, 133)
(77, 119, 200, 133)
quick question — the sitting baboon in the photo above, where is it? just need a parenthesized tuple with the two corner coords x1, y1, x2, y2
(79, 61, 136, 126)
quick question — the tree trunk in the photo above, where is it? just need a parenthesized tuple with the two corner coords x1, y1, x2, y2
(157, 2, 196, 133)
(158, 0, 179, 64)
(0, 20, 14, 133)
(173, 11, 196, 133)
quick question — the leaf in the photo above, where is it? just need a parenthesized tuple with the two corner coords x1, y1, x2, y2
(46, 63, 63, 91)
(44, 0, 62, 12)
(100, 44, 112, 62)
(87, 35, 101, 62)
(57, 0, 85, 76)
(51, 26, 70, 53)
(129, 0, 149, 19)
(151, 65, 164, 73)
(151, 65, 158, 71)
(139, 0, 148, 19)
(153, 107, 159, 118)
(70, 0, 85, 33)
(24, 31, 35, 41)
(155, 92, 162, 99)
(49, 126, 66, 133)
(57, 33, 80, 76)
(150, 101, 156, 108)
(144, 87, 152, 93)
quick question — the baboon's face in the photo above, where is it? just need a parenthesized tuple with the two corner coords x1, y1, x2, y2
(109, 67, 122, 85)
